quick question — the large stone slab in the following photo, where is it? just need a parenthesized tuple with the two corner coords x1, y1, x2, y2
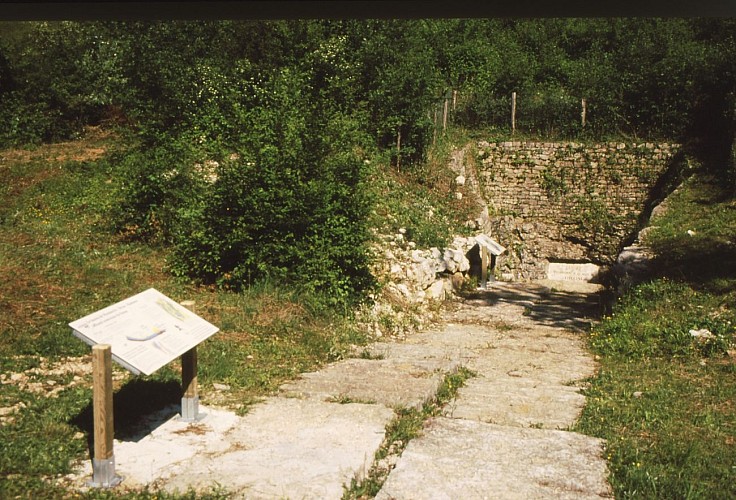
(464, 345, 595, 385)
(447, 377, 587, 429)
(93, 405, 241, 486)
(280, 357, 460, 409)
(77, 400, 395, 498)
(376, 417, 612, 500)
(361, 341, 465, 366)
(166, 398, 394, 498)
(405, 323, 505, 351)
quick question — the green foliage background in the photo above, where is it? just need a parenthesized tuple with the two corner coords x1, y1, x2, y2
(0, 19, 734, 304)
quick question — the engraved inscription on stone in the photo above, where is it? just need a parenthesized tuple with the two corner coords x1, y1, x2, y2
(546, 262, 600, 282)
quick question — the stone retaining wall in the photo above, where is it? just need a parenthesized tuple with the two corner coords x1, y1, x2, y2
(475, 141, 680, 280)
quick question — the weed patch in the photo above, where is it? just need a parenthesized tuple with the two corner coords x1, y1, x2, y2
(590, 279, 734, 359)
(370, 129, 478, 250)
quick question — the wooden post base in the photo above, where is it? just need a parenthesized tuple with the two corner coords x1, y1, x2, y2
(180, 347, 205, 421)
(90, 457, 123, 488)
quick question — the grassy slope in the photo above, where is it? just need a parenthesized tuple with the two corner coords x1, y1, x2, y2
(575, 174, 736, 499)
(0, 129, 369, 498)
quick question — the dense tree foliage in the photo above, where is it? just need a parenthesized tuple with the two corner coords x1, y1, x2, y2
(2, 19, 733, 150)
(0, 19, 733, 303)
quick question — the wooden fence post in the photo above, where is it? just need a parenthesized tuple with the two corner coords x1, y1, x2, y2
(581, 98, 587, 128)
(91, 344, 122, 487)
(396, 129, 401, 171)
(452, 90, 457, 111)
(443, 96, 449, 131)
(511, 92, 517, 135)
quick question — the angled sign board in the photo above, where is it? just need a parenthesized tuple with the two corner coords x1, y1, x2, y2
(70, 288, 218, 376)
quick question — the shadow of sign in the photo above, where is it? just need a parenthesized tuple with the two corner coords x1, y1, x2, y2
(70, 378, 181, 458)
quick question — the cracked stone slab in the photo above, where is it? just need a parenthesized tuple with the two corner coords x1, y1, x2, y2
(464, 329, 597, 386)
(466, 346, 595, 386)
(280, 357, 459, 409)
(376, 417, 612, 500)
(166, 398, 394, 498)
(360, 342, 465, 366)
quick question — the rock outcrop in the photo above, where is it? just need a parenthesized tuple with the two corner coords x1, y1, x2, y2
(360, 231, 504, 339)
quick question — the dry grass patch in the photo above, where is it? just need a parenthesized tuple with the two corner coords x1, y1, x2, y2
(252, 299, 306, 328)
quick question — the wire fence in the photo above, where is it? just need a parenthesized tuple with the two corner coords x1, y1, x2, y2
(428, 89, 592, 140)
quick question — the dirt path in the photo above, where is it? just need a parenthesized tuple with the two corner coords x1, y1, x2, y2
(68, 281, 612, 498)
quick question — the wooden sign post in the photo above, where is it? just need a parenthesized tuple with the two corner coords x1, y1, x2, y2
(475, 234, 506, 290)
(180, 347, 200, 421)
(178, 300, 202, 422)
(90, 344, 122, 488)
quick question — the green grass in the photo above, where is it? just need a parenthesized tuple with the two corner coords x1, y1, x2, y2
(646, 176, 736, 297)
(370, 128, 478, 250)
(342, 367, 475, 499)
(0, 130, 371, 498)
(575, 173, 736, 499)
(576, 360, 736, 499)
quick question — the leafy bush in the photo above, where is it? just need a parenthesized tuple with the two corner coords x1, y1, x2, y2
(110, 139, 209, 244)
(112, 66, 376, 306)
(0, 94, 59, 146)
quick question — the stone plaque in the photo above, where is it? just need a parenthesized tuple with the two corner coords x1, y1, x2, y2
(70, 288, 218, 376)
(546, 262, 600, 282)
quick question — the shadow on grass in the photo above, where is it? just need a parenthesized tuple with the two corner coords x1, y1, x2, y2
(460, 282, 606, 332)
(646, 176, 736, 296)
(650, 241, 736, 296)
(71, 378, 182, 457)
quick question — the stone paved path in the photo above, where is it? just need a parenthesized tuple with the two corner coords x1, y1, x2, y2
(70, 281, 612, 499)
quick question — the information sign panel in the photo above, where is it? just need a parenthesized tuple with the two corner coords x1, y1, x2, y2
(70, 288, 218, 376)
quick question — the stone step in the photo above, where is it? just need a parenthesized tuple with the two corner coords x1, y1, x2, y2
(446, 376, 587, 429)
(279, 356, 461, 409)
(79, 399, 395, 499)
(376, 417, 612, 500)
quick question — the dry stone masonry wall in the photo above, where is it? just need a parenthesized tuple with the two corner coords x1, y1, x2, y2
(476, 141, 679, 280)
